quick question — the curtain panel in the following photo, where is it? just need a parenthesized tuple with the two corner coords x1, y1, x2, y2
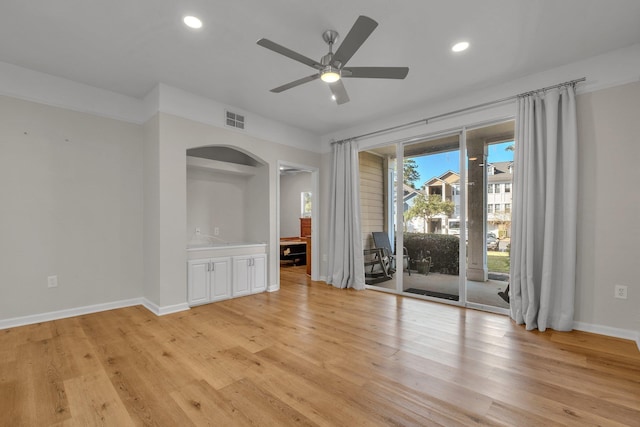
(510, 85, 578, 331)
(327, 140, 365, 289)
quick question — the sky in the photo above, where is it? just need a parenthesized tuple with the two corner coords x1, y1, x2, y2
(412, 140, 514, 186)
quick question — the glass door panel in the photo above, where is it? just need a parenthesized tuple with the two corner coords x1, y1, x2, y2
(465, 121, 514, 311)
(401, 134, 462, 302)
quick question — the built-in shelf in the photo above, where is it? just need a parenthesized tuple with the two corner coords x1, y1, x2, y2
(187, 156, 256, 176)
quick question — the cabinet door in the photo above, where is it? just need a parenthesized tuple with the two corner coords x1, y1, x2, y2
(251, 254, 267, 293)
(232, 256, 251, 297)
(188, 259, 210, 305)
(210, 257, 231, 302)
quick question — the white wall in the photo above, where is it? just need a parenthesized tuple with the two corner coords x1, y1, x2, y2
(575, 81, 640, 339)
(0, 95, 144, 320)
(280, 172, 312, 237)
(187, 168, 252, 243)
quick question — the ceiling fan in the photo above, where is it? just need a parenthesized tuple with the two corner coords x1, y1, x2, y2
(257, 15, 409, 105)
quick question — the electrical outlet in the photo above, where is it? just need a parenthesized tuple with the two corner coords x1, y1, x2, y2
(614, 285, 628, 299)
(47, 275, 58, 288)
(214, 227, 219, 236)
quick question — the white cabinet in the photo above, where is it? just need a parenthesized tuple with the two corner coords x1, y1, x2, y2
(232, 254, 267, 297)
(187, 257, 231, 306)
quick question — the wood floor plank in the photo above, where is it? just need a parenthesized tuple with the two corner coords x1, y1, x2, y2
(62, 370, 135, 426)
(218, 378, 319, 426)
(1, 266, 638, 426)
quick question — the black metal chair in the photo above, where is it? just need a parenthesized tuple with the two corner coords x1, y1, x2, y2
(372, 231, 411, 276)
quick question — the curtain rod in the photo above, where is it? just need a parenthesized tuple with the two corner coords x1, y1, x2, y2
(331, 77, 586, 145)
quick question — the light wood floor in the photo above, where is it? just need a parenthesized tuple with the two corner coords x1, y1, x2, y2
(2, 266, 639, 426)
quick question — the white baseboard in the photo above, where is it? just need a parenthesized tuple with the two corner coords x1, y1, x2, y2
(267, 284, 280, 292)
(141, 299, 190, 316)
(0, 298, 144, 330)
(0, 298, 192, 330)
(573, 321, 640, 350)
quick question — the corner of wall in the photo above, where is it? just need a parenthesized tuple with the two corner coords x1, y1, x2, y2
(141, 298, 190, 316)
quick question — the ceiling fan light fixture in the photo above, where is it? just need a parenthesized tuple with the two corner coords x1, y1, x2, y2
(183, 15, 203, 29)
(451, 41, 469, 52)
(321, 66, 341, 83)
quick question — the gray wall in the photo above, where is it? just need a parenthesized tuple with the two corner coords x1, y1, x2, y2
(280, 172, 311, 238)
(0, 95, 144, 319)
(575, 81, 640, 336)
(187, 168, 252, 243)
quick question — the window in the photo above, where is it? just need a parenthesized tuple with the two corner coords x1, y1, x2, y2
(487, 204, 494, 213)
(495, 184, 501, 193)
(505, 203, 511, 213)
(505, 183, 511, 193)
(488, 184, 494, 193)
(495, 204, 501, 212)
(301, 192, 312, 218)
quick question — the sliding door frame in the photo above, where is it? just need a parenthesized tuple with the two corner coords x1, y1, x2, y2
(362, 116, 515, 314)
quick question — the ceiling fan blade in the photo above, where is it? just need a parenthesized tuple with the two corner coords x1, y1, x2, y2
(342, 67, 409, 79)
(329, 80, 350, 105)
(270, 74, 320, 93)
(332, 16, 378, 67)
(257, 38, 323, 70)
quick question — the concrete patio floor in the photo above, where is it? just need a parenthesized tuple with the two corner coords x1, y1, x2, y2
(372, 271, 510, 309)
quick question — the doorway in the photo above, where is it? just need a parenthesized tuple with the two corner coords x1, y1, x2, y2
(277, 162, 319, 287)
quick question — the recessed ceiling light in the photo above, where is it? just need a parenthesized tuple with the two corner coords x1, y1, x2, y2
(331, 94, 337, 101)
(183, 16, 203, 29)
(451, 41, 469, 52)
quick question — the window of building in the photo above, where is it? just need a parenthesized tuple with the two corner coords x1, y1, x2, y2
(488, 184, 494, 193)
(505, 203, 511, 213)
(487, 204, 494, 213)
(505, 183, 511, 193)
(495, 204, 501, 212)
(495, 183, 501, 193)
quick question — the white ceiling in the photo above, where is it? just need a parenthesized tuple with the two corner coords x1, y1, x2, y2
(1, 1, 640, 136)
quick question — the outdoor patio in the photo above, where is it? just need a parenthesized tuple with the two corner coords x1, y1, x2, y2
(371, 270, 510, 309)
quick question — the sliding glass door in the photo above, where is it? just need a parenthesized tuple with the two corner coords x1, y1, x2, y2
(360, 119, 513, 314)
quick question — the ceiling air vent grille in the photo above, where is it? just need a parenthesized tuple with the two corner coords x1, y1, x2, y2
(226, 111, 245, 129)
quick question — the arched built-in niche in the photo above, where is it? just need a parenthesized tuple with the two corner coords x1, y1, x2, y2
(186, 145, 269, 247)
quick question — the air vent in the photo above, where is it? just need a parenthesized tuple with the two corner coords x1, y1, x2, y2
(225, 111, 245, 129)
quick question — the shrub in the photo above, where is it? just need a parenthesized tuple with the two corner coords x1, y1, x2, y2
(403, 233, 460, 275)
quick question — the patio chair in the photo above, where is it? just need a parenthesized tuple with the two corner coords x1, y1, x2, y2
(364, 247, 394, 284)
(372, 232, 411, 276)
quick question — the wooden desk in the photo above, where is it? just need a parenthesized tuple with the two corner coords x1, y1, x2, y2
(280, 240, 307, 265)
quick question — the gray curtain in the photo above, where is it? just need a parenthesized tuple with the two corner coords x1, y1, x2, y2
(327, 140, 365, 289)
(510, 85, 578, 331)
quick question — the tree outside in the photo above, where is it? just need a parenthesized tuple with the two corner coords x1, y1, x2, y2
(403, 159, 420, 188)
(405, 193, 455, 233)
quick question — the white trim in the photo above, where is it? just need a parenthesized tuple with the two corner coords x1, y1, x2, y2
(0, 298, 145, 330)
(267, 285, 280, 292)
(0, 298, 192, 330)
(141, 299, 190, 316)
(573, 321, 640, 349)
